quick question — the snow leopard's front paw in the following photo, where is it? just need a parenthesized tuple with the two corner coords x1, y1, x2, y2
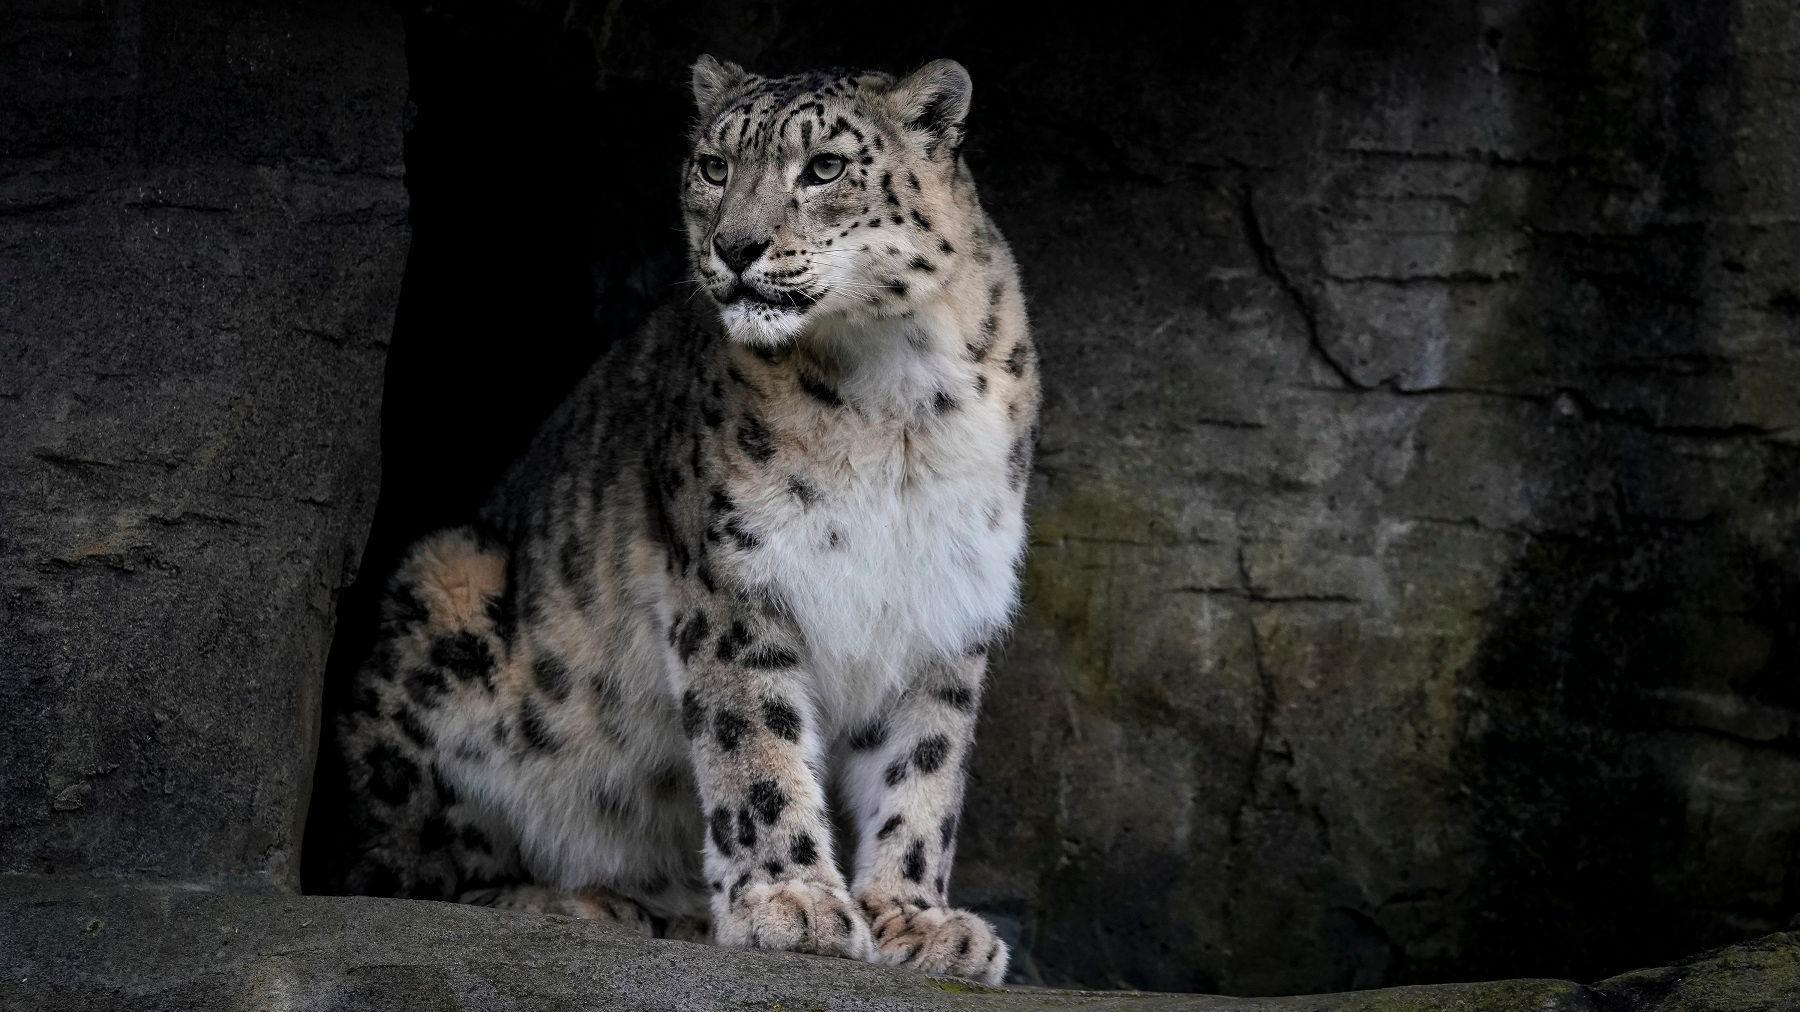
(715, 879, 874, 961)
(859, 894, 1009, 985)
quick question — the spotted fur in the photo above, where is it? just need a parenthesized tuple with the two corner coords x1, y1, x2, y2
(337, 55, 1036, 986)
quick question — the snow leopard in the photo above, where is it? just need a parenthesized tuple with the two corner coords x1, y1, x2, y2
(333, 54, 1039, 985)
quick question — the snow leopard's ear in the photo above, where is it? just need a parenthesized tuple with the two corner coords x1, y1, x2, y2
(886, 59, 971, 158)
(691, 54, 746, 110)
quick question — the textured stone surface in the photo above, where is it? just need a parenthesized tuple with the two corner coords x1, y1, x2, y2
(309, 0, 1800, 996)
(12, 875, 1799, 1012)
(0, 0, 407, 887)
(957, 0, 1800, 994)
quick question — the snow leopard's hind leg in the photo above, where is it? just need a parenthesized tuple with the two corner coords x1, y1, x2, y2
(335, 526, 695, 938)
(337, 526, 523, 902)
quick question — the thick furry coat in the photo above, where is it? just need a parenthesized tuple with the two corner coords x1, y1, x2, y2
(335, 55, 1038, 985)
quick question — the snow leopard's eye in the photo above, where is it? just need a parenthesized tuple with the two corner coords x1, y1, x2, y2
(699, 155, 729, 185)
(803, 153, 845, 184)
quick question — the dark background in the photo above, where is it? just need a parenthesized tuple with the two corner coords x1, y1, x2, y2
(6, 0, 1799, 1001)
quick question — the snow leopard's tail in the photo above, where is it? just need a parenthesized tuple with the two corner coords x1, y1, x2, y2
(334, 525, 517, 898)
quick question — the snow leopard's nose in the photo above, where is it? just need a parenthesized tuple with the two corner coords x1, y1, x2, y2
(713, 235, 771, 276)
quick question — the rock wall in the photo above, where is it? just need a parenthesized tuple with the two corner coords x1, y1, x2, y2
(963, 0, 1800, 993)
(1, 0, 1794, 1001)
(953, 0, 1800, 994)
(329, 0, 1800, 996)
(0, 0, 407, 888)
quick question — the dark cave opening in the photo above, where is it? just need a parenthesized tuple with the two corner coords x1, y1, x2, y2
(299, 1, 688, 898)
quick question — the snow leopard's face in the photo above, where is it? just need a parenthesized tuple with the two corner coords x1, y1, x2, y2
(681, 56, 973, 347)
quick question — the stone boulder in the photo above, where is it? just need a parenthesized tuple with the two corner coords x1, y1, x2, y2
(0, 0, 407, 888)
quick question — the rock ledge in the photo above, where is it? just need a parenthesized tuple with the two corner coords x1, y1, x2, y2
(2, 875, 1794, 1011)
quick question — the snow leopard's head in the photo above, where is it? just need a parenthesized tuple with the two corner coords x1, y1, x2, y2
(682, 56, 974, 347)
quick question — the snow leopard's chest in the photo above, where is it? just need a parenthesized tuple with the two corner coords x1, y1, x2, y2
(725, 411, 1025, 733)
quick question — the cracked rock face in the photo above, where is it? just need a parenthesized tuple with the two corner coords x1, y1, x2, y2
(952, 0, 1800, 994)
(0, 0, 407, 887)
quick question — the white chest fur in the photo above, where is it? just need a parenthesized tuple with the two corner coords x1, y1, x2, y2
(728, 322, 1026, 735)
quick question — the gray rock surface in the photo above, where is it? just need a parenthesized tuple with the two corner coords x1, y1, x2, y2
(11, 874, 1797, 1012)
(953, 0, 1800, 993)
(0, 0, 407, 888)
(1, 0, 1795, 1003)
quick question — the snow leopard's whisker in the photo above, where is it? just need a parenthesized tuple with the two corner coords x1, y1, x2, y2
(819, 283, 878, 304)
